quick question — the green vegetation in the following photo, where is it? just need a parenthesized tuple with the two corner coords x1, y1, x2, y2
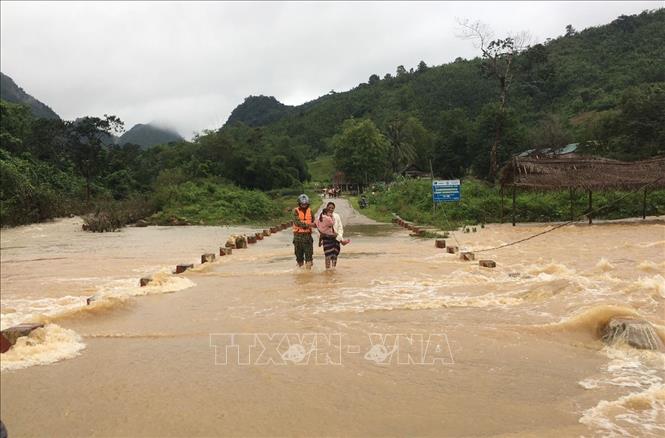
(0, 98, 313, 227)
(2, 10, 664, 229)
(150, 181, 287, 225)
(228, 10, 664, 180)
(307, 156, 335, 183)
(360, 178, 665, 229)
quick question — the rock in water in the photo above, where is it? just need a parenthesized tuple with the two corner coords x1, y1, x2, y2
(1, 323, 44, 353)
(601, 317, 664, 351)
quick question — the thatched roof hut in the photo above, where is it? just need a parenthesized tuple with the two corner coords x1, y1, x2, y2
(500, 156, 665, 190)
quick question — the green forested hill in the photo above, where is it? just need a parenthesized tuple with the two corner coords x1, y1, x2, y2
(226, 95, 293, 127)
(226, 9, 664, 171)
(117, 123, 184, 148)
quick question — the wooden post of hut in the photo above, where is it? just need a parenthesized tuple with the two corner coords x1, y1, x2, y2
(569, 188, 574, 222)
(500, 187, 504, 224)
(643, 188, 647, 220)
(511, 185, 516, 227)
(587, 190, 593, 224)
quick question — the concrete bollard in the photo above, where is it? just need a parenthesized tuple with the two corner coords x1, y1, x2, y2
(1, 323, 45, 353)
(447, 246, 459, 254)
(479, 260, 496, 268)
(176, 264, 194, 274)
(235, 236, 248, 249)
(139, 277, 153, 287)
(220, 247, 232, 256)
(247, 235, 257, 244)
(201, 253, 216, 263)
(263, 229, 271, 237)
(472, 227, 477, 232)
(270, 226, 279, 233)
(460, 252, 475, 261)
(255, 232, 264, 240)
(435, 239, 446, 248)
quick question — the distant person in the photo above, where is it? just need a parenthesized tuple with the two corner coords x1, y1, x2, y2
(293, 194, 315, 269)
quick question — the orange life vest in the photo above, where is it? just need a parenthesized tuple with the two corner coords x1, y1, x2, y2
(293, 207, 313, 233)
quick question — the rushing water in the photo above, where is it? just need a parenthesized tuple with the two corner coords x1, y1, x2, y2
(1, 203, 664, 437)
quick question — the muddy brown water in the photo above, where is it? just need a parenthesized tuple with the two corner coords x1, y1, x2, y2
(1, 200, 664, 437)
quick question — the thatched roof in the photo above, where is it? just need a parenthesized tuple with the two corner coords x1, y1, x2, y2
(500, 156, 665, 190)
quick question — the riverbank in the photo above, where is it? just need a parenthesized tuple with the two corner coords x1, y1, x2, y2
(351, 178, 665, 229)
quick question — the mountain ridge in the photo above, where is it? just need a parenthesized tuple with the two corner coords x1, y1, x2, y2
(0, 72, 60, 120)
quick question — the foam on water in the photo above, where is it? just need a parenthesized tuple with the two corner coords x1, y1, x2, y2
(1, 271, 195, 369)
(635, 275, 665, 299)
(579, 346, 665, 437)
(1, 271, 195, 330)
(638, 260, 665, 273)
(0, 324, 86, 372)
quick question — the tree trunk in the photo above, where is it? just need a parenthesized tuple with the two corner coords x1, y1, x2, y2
(489, 82, 508, 181)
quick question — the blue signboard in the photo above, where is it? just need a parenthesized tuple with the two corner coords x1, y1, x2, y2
(432, 180, 461, 203)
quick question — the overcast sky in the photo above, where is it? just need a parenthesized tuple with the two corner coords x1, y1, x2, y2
(1, 1, 659, 139)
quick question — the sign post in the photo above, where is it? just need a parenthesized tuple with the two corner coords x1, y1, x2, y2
(432, 180, 461, 224)
(432, 180, 461, 203)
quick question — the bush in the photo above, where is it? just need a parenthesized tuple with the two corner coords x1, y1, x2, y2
(365, 177, 665, 226)
(149, 179, 285, 225)
(0, 150, 85, 226)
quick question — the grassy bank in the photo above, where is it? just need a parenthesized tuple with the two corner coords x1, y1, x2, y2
(353, 178, 665, 229)
(148, 180, 322, 226)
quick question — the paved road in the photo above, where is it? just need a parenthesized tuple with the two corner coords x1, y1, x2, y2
(316, 197, 380, 226)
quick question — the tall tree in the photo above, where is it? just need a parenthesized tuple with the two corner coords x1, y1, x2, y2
(66, 115, 124, 202)
(332, 118, 390, 187)
(459, 20, 530, 180)
(385, 115, 431, 173)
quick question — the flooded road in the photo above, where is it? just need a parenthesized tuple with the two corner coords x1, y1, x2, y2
(1, 200, 664, 437)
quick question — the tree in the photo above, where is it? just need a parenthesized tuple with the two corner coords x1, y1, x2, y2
(417, 60, 429, 73)
(396, 65, 408, 77)
(470, 103, 527, 178)
(459, 19, 531, 180)
(384, 115, 431, 173)
(368, 74, 380, 85)
(332, 118, 390, 187)
(0, 100, 32, 154)
(565, 25, 577, 37)
(528, 114, 572, 150)
(66, 115, 124, 202)
(432, 109, 472, 178)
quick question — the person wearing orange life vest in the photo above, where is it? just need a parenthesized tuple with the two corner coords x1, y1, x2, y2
(293, 194, 316, 269)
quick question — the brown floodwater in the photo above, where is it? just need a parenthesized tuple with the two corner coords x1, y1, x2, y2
(1, 200, 664, 437)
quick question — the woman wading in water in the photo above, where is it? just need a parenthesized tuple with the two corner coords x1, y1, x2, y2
(316, 202, 350, 269)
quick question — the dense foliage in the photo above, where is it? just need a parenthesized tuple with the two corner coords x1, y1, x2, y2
(228, 9, 665, 180)
(358, 178, 665, 227)
(0, 99, 311, 226)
